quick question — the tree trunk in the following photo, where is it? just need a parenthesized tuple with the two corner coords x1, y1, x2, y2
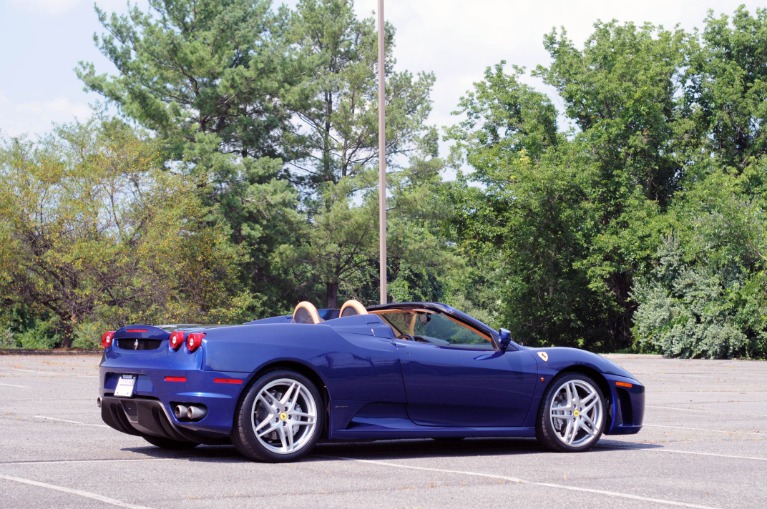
(59, 318, 75, 349)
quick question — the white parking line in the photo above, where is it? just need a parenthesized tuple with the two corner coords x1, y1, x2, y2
(646, 424, 764, 436)
(35, 416, 109, 428)
(338, 457, 719, 509)
(0, 382, 27, 388)
(654, 448, 767, 462)
(9, 368, 96, 379)
(3, 458, 175, 466)
(0, 474, 153, 509)
(10, 368, 66, 375)
(647, 405, 767, 419)
(604, 443, 767, 462)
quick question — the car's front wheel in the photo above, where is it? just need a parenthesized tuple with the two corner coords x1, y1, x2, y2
(232, 370, 323, 462)
(537, 373, 606, 452)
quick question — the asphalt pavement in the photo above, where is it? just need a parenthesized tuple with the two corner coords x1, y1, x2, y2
(0, 353, 765, 508)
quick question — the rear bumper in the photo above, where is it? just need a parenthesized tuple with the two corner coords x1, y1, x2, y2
(99, 359, 249, 439)
(101, 396, 229, 445)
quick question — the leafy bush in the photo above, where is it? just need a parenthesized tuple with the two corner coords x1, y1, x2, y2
(0, 328, 16, 349)
(71, 321, 108, 350)
(14, 318, 62, 350)
(633, 237, 762, 358)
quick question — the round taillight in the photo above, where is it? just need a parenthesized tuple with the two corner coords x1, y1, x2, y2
(169, 331, 185, 351)
(186, 332, 205, 352)
(101, 331, 115, 349)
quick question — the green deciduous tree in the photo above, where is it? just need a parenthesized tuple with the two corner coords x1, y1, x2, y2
(537, 21, 690, 206)
(0, 121, 249, 347)
(686, 6, 767, 171)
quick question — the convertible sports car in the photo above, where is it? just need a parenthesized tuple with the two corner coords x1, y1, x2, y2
(98, 301, 644, 462)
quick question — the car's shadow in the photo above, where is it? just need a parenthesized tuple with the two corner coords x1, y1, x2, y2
(124, 437, 660, 463)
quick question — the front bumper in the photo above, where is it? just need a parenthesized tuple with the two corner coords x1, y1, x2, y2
(604, 374, 645, 435)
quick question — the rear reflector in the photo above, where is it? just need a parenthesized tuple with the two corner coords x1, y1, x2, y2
(213, 378, 243, 384)
(164, 376, 187, 383)
(615, 381, 633, 388)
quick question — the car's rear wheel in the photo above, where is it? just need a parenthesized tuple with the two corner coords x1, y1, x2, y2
(141, 434, 199, 450)
(232, 370, 323, 462)
(537, 373, 605, 452)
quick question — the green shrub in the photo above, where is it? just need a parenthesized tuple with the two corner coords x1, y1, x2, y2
(15, 318, 62, 349)
(633, 238, 762, 359)
(0, 328, 16, 349)
(71, 321, 108, 350)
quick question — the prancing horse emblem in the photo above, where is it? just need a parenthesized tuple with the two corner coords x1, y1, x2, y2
(134, 339, 139, 350)
(538, 351, 549, 362)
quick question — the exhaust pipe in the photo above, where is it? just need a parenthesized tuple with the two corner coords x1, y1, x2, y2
(96, 396, 102, 408)
(173, 404, 189, 419)
(186, 405, 207, 420)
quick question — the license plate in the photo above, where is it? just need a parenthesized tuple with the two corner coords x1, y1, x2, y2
(114, 375, 136, 397)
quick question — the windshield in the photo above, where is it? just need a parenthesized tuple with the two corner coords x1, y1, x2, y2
(372, 309, 492, 347)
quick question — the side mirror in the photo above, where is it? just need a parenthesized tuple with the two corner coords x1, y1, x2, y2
(498, 328, 512, 351)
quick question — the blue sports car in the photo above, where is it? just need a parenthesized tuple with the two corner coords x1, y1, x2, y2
(98, 300, 644, 462)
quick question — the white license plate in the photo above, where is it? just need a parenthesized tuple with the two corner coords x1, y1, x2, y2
(114, 375, 136, 397)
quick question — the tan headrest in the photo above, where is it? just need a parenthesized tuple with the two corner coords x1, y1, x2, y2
(339, 299, 368, 317)
(292, 301, 322, 324)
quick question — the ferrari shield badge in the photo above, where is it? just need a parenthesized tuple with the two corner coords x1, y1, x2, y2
(538, 351, 549, 362)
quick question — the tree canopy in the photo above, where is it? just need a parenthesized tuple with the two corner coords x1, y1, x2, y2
(2, 3, 766, 358)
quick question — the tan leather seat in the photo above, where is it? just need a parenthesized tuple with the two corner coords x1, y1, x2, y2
(338, 299, 368, 318)
(292, 301, 322, 324)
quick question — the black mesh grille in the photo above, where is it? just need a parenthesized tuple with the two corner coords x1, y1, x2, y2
(116, 338, 163, 350)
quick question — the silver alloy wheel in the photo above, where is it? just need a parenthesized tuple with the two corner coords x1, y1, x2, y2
(548, 378, 604, 448)
(250, 377, 318, 455)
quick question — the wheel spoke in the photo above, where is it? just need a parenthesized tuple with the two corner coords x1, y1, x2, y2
(565, 383, 574, 406)
(286, 383, 303, 411)
(580, 391, 598, 411)
(257, 393, 278, 412)
(253, 402, 276, 433)
(290, 411, 316, 422)
(578, 417, 595, 435)
(563, 420, 576, 444)
(256, 420, 280, 437)
(276, 425, 289, 451)
(280, 381, 298, 407)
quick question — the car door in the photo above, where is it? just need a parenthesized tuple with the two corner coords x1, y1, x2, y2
(389, 311, 538, 427)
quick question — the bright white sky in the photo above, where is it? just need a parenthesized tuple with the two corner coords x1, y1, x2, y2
(1, 0, 765, 140)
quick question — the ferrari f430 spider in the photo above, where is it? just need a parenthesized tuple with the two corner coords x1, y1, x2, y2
(98, 301, 644, 462)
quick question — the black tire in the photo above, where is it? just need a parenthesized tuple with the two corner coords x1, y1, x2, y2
(142, 434, 199, 450)
(536, 373, 606, 452)
(232, 370, 323, 462)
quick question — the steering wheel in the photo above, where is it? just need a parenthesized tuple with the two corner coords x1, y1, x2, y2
(398, 334, 415, 341)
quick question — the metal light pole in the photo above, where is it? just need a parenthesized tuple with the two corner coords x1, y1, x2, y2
(377, 0, 387, 305)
